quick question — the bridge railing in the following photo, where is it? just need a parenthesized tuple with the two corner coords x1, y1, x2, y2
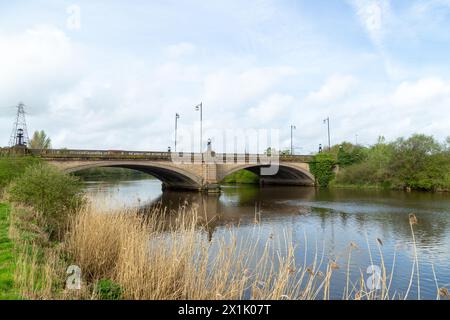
(31, 149, 174, 160)
(29, 149, 313, 163)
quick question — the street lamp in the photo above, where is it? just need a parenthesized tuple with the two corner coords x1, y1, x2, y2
(323, 117, 331, 150)
(194, 103, 203, 153)
(290, 125, 296, 155)
(174, 113, 180, 152)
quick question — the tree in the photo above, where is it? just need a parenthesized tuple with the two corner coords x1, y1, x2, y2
(389, 134, 444, 190)
(29, 130, 52, 150)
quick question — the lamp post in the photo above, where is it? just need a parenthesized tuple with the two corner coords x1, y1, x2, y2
(194, 103, 203, 153)
(290, 125, 296, 155)
(323, 117, 331, 150)
(174, 113, 180, 152)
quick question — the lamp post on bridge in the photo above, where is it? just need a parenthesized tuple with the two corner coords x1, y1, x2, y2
(174, 113, 180, 152)
(290, 125, 296, 155)
(323, 117, 331, 150)
(194, 102, 203, 153)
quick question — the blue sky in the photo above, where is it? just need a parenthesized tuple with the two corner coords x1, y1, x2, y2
(1, 0, 450, 153)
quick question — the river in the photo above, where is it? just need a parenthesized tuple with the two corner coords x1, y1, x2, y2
(85, 177, 450, 300)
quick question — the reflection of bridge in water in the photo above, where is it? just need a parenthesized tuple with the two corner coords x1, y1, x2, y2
(34, 149, 315, 192)
(141, 186, 450, 247)
(143, 186, 318, 239)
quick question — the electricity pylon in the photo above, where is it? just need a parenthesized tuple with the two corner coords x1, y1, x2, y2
(9, 102, 29, 147)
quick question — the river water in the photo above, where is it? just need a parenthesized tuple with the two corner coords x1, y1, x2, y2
(85, 178, 450, 300)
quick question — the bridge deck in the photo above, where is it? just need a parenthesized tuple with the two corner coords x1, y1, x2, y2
(20, 149, 313, 163)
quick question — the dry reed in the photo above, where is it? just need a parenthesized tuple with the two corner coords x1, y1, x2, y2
(12, 198, 438, 300)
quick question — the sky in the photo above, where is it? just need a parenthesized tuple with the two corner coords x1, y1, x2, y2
(1, 0, 450, 154)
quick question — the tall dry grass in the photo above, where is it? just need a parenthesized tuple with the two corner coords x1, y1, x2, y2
(63, 202, 412, 300)
(64, 202, 338, 299)
(11, 197, 446, 300)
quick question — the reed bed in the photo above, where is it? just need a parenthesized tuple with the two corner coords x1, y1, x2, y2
(13, 199, 446, 300)
(61, 202, 418, 300)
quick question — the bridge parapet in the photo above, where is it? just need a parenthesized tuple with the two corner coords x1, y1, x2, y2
(30, 149, 314, 163)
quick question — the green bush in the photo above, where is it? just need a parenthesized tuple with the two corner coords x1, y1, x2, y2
(310, 153, 336, 187)
(335, 135, 450, 191)
(6, 163, 84, 239)
(0, 156, 41, 190)
(337, 144, 368, 167)
(96, 279, 123, 300)
(222, 170, 260, 184)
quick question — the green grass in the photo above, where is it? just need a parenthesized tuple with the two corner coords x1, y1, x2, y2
(0, 203, 20, 299)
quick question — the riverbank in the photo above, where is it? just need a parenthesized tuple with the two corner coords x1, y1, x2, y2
(0, 156, 41, 300)
(329, 180, 450, 193)
(0, 203, 19, 299)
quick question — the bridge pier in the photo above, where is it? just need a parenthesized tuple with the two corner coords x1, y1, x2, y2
(202, 183, 221, 193)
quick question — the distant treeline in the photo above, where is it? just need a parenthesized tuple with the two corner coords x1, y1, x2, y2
(73, 167, 151, 180)
(222, 170, 260, 184)
(311, 134, 450, 192)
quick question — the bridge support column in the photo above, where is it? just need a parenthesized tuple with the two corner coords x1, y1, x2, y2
(201, 162, 221, 193)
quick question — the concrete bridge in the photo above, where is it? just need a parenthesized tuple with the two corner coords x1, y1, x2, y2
(32, 149, 315, 192)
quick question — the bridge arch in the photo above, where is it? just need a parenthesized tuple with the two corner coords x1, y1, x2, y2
(219, 163, 315, 186)
(56, 161, 204, 191)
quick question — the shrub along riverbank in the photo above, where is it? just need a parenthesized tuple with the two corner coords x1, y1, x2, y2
(0, 156, 41, 190)
(311, 134, 450, 192)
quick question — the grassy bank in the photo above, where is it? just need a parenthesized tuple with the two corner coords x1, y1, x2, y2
(0, 156, 42, 299)
(0, 203, 19, 299)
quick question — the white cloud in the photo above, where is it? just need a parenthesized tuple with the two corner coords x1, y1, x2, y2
(0, 25, 85, 114)
(166, 42, 196, 59)
(247, 94, 294, 124)
(305, 75, 357, 105)
(202, 66, 297, 108)
(348, 0, 391, 48)
(391, 78, 450, 107)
